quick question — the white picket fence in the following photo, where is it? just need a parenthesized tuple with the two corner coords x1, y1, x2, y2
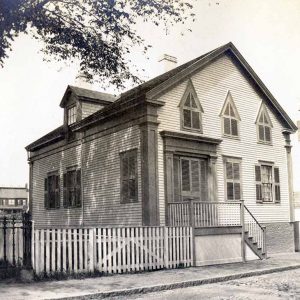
(32, 226, 193, 275)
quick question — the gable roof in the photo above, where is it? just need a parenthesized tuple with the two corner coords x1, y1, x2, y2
(60, 85, 117, 108)
(26, 42, 297, 152)
(74, 42, 297, 132)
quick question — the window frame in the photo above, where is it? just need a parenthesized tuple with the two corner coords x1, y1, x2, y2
(256, 103, 273, 145)
(63, 166, 82, 208)
(179, 80, 204, 133)
(223, 156, 242, 201)
(67, 105, 77, 125)
(120, 149, 138, 204)
(255, 162, 280, 204)
(220, 91, 241, 139)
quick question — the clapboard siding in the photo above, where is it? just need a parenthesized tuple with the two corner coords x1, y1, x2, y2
(157, 54, 289, 224)
(82, 126, 142, 226)
(32, 126, 142, 227)
(81, 102, 103, 119)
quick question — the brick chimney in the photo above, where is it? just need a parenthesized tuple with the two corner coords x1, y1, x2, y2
(159, 54, 177, 73)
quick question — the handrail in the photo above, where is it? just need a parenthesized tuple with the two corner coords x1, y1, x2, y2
(168, 201, 242, 205)
(244, 205, 265, 231)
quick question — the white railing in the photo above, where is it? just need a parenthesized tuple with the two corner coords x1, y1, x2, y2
(32, 226, 193, 275)
(168, 201, 242, 227)
(244, 205, 266, 254)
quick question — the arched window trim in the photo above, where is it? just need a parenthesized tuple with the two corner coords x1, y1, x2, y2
(179, 79, 204, 133)
(255, 102, 273, 144)
(219, 91, 241, 138)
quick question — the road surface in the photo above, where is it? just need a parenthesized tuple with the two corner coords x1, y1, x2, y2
(109, 268, 300, 300)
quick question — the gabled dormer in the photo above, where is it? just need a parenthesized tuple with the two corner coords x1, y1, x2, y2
(60, 85, 117, 127)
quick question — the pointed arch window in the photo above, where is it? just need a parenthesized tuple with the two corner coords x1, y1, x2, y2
(180, 80, 203, 132)
(256, 103, 273, 144)
(220, 91, 241, 138)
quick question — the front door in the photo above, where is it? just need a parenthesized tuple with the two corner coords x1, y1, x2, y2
(173, 156, 208, 202)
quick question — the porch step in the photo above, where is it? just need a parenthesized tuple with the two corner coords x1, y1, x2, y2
(244, 234, 266, 260)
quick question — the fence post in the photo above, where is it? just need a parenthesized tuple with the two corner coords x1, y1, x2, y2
(3, 216, 7, 267)
(31, 221, 35, 271)
(263, 226, 267, 258)
(88, 228, 95, 272)
(189, 201, 196, 267)
(22, 212, 32, 269)
(240, 201, 246, 262)
(164, 226, 169, 268)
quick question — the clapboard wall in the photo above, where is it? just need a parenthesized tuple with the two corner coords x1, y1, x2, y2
(31, 125, 142, 228)
(156, 53, 290, 225)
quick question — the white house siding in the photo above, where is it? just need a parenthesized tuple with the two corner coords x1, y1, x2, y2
(32, 144, 83, 228)
(156, 54, 290, 225)
(81, 102, 104, 119)
(82, 125, 142, 226)
(32, 125, 142, 227)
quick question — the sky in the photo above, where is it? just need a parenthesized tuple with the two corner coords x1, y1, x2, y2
(0, 0, 300, 189)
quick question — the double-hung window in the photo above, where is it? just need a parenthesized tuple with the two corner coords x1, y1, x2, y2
(256, 103, 272, 144)
(255, 164, 280, 203)
(180, 80, 204, 132)
(224, 158, 242, 201)
(67, 105, 77, 125)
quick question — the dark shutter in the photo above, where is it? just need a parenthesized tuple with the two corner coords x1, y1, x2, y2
(191, 160, 200, 193)
(224, 117, 231, 135)
(231, 119, 238, 136)
(192, 111, 200, 129)
(183, 109, 191, 128)
(75, 169, 81, 207)
(173, 157, 180, 202)
(274, 167, 280, 203)
(200, 160, 208, 201)
(255, 165, 262, 203)
(44, 177, 48, 209)
(120, 151, 138, 203)
(258, 125, 264, 141)
(181, 159, 190, 192)
(234, 183, 241, 200)
(55, 175, 60, 208)
(63, 173, 68, 208)
(265, 126, 271, 142)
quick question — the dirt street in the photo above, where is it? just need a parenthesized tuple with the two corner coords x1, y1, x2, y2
(110, 268, 300, 300)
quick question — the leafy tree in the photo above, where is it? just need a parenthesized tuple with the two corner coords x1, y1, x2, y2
(0, 0, 194, 88)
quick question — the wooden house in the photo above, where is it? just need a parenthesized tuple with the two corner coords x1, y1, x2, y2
(26, 43, 297, 266)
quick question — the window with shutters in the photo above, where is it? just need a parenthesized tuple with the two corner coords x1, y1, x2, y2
(256, 103, 272, 144)
(67, 105, 77, 125)
(179, 80, 204, 132)
(173, 156, 208, 202)
(220, 91, 240, 138)
(255, 164, 280, 203)
(44, 173, 60, 209)
(63, 168, 81, 208)
(120, 149, 138, 203)
(224, 158, 242, 201)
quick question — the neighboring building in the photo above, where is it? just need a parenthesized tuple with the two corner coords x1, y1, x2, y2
(0, 186, 29, 215)
(26, 43, 297, 263)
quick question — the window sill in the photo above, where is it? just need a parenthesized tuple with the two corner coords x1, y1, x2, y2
(181, 127, 203, 134)
(257, 141, 273, 146)
(45, 207, 60, 210)
(222, 134, 240, 141)
(256, 202, 280, 205)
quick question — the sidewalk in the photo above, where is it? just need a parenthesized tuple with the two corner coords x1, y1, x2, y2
(1, 253, 300, 300)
